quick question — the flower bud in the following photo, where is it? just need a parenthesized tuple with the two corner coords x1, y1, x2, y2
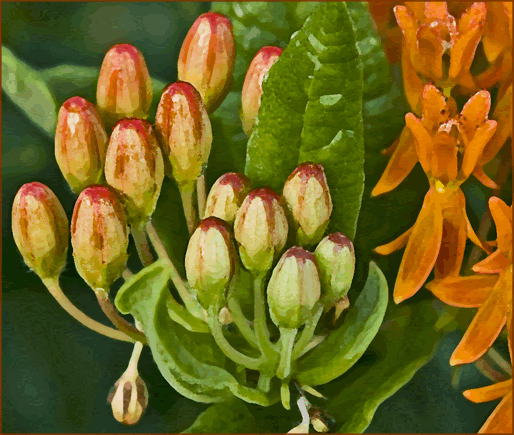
(219, 306, 233, 325)
(267, 247, 321, 330)
(185, 217, 238, 309)
(204, 172, 252, 224)
(105, 118, 164, 231)
(177, 12, 236, 113)
(155, 82, 212, 185)
(12, 182, 69, 279)
(241, 46, 283, 135)
(97, 44, 152, 125)
(71, 186, 129, 290)
(311, 417, 329, 433)
(283, 163, 333, 246)
(234, 188, 289, 274)
(314, 232, 355, 304)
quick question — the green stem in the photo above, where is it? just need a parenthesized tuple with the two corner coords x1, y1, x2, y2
(257, 373, 272, 392)
(179, 182, 198, 235)
(197, 174, 207, 218)
(41, 277, 133, 343)
(130, 227, 154, 267)
(228, 296, 259, 350)
(297, 335, 325, 358)
(253, 275, 278, 364)
(95, 288, 148, 345)
(292, 305, 324, 361)
(277, 328, 297, 380)
(281, 382, 291, 410)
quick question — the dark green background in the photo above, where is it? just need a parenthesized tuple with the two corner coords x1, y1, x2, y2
(2, 2, 501, 432)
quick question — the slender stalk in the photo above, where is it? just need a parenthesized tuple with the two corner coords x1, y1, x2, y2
(179, 181, 198, 235)
(126, 341, 144, 376)
(292, 305, 324, 361)
(228, 296, 259, 350)
(197, 174, 207, 218)
(486, 347, 512, 376)
(257, 373, 272, 392)
(95, 288, 148, 345)
(474, 357, 508, 382)
(281, 382, 291, 410)
(253, 275, 279, 363)
(130, 227, 154, 267)
(277, 328, 298, 380)
(42, 277, 133, 343)
(300, 384, 326, 399)
(297, 335, 325, 358)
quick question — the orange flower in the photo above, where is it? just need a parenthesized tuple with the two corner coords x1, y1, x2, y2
(367, 2, 404, 63)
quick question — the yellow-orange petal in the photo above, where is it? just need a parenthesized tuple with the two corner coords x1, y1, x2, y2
(393, 191, 443, 303)
(416, 23, 444, 80)
(461, 120, 497, 180)
(394, 6, 419, 52)
(450, 270, 511, 365)
(405, 2, 425, 22)
(405, 113, 433, 175)
(463, 203, 491, 254)
(371, 126, 417, 197)
(374, 224, 414, 256)
(473, 249, 511, 274)
(464, 379, 512, 403)
(478, 391, 513, 434)
(473, 165, 499, 189)
(431, 131, 459, 184)
(426, 274, 498, 308)
(460, 90, 492, 142)
(508, 305, 513, 363)
(401, 42, 423, 115)
(422, 84, 449, 133)
(489, 198, 512, 260)
(381, 136, 399, 156)
(482, 2, 511, 63)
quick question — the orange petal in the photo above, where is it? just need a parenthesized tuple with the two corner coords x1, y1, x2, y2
(374, 224, 414, 255)
(426, 274, 498, 307)
(371, 126, 417, 197)
(401, 42, 424, 114)
(473, 249, 511, 274)
(508, 305, 513, 363)
(405, 2, 425, 22)
(479, 391, 513, 434)
(473, 165, 499, 189)
(450, 270, 511, 365)
(464, 379, 513, 403)
(458, 188, 491, 253)
(423, 2, 449, 21)
(461, 120, 497, 179)
(394, 6, 419, 51)
(381, 136, 400, 156)
(421, 84, 449, 133)
(460, 90, 492, 142)
(394, 191, 443, 303)
(489, 197, 512, 260)
(405, 113, 433, 175)
(431, 131, 459, 184)
(482, 2, 511, 63)
(416, 23, 444, 80)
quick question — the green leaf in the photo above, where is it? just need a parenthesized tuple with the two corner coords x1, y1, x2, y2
(327, 300, 443, 433)
(244, 2, 364, 239)
(2, 45, 57, 137)
(295, 262, 388, 386)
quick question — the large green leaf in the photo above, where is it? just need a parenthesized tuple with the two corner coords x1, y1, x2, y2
(295, 262, 388, 386)
(244, 2, 364, 239)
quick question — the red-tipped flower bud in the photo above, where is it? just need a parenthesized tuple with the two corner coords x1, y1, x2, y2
(283, 163, 333, 246)
(241, 46, 283, 135)
(204, 172, 252, 224)
(267, 247, 321, 329)
(105, 118, 164, 230)
(314, 233, 355, 304)
(234, 188, 289, 274)
(97, 44, 153, 125)
(71, 186, 129, 290)
(185, 217, 238, 309)
(55, 97, 108, 193)
(155, 82, 213, 185)
(178, 12, 235, 113)
(12, 182, 69, 279)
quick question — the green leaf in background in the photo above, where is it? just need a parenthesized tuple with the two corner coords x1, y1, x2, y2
(244, 2, 364, 239)
(295, 261, 388, 386)
(2, 45, 57, 138)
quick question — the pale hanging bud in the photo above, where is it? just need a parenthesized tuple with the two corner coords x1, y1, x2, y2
(97, 44, 153, 125)
(155, 81, 212, 186)
(55, 96, 108, 193)
(203, 172, 252, 224)
(314, 232, 355, 304)
(71, 185, 129, 290)
(104, 118, 164, 231)
(241, 46, 283, 136)
(218, 306, 233, 325)
(267, 247, 321, 330)
(234, 188, 289, 274)
(311, 417, 329, 433)
(177, 12, 236, 113)
(283, 163, 333, 246)
(185, 217, 238, 309)
(12, 182, 69, 279)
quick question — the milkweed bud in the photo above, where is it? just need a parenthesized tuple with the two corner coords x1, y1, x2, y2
(314, 232, 355, 304)
(218, 306, 233, 325)
(241, 46, 283, 136)
(55, 97, 108, 193)
(71, 186, 129, 290)
(204, 172, 252, 224)
(155, 82, 212, 186)
(283, 163, 333, 246)
(185, 217, 238, 309)
(12, 182, 69, 279)
(267, 247, 321, 330)
(97, 44, 152, 126)
(178, 12, 235, 113)
(311, 417, 329, 433)
(234, 188, 289, 274)
(105, 118, 164, 231)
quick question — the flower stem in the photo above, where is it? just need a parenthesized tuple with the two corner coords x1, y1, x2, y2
(130, 227, 154, 267)
(228, 296, 259, 350)
(197, 174, 207, 218)
(281, 382, 291, 410)
(126, 341, 144, 376)
(41, 277, 133, 343)
(292, 305, 324, 361)
(95, 288, 148, 345)
(277, 328, 298, 380)
(253, 275, 279, 364)
(257, 373, 272, 392)
(179, 182, 198, 235)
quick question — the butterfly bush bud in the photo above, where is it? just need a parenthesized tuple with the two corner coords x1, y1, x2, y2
(105, 118, 164, 230)
(71, 186, 129, 290)
(283, 163, 333, 246)
(55, 97, 108, 193)
(97, 44, 152, 125)
(267, 247, 321, 329)
(185, 217, 238, 309)
(155, 82, 212, 185)
(234, 188, 289, 274)
(12, 183, 69, 279)
(241, 46, 283, 136)
(314, 233, 355, 304)
(204, 172, 252, 224)
(178, 12, 235, 113)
